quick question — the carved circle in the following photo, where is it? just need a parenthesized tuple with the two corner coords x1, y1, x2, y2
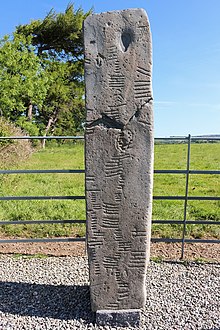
(116, 129, 133, 152)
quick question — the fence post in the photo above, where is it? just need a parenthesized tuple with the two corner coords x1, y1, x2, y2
(181, 134, 191, 259)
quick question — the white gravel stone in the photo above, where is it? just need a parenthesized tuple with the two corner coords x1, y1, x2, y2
(0, 255, 219, 329)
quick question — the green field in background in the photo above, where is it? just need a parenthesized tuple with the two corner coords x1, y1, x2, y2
(0, 141, 219, 239)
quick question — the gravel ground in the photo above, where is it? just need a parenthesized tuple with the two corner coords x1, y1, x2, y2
(0, 241, 219, 262)
(0, 255, 219, 330)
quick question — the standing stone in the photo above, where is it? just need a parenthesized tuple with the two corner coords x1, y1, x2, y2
(84, 8, 154, 326)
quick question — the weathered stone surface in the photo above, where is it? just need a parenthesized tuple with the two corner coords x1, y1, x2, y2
(84, 9, 154, 312)
(96, 309, 141, 327)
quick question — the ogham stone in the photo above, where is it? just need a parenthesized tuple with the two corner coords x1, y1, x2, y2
(84, 8, 154, 323)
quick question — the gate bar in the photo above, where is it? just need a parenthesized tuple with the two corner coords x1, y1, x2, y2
(0, 169, 85, 174)
(0, 196, 85, 201)
(0, 220, 86, 225)
(181, 134, 191, 259)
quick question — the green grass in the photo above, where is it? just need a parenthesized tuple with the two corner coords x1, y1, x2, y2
(10, 253, 49, 259)
(0, 141, 219, 239)
(0, 142, 86, 238)
(153, 143, 220, 239)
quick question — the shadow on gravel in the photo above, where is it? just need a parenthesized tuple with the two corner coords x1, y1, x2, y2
(0, 281, 95, 323)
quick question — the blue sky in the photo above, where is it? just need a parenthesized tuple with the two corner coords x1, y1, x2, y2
(0, 0, 220, 137)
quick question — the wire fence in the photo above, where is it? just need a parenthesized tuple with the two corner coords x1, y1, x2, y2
(0, 134, 219, 258)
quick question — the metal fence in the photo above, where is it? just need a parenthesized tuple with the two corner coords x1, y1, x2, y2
(0, 134, 219, 258)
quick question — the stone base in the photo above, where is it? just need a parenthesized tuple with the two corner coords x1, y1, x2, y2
(96, 309, 141, 327)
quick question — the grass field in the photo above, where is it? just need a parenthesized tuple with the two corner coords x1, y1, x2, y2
(0, 141, 219, 239)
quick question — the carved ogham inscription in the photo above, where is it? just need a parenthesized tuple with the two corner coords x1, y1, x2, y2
(84, 9, 154, 324)
(135, 66, 151, 100)
(107, 45, 118, 61)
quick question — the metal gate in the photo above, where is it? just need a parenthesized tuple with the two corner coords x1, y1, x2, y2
(0, 134, 219, 258)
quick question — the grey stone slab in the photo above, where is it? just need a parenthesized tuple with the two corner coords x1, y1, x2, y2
(84, 8, 154, 312)
(96, 309, 141, 327)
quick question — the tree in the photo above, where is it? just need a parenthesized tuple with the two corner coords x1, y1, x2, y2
(0, 34, 48, 124)
(16, 3, 88, 59)
(16, 3, 90, 138)
(0, 3, 90, 139)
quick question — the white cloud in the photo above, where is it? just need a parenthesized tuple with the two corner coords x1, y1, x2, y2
(155, 100, 220, 111)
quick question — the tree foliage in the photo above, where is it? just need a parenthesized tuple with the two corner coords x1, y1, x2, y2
(16, 3, 87, 59)
(0, 34, 48, 120)
(0, 3, 90, 138)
